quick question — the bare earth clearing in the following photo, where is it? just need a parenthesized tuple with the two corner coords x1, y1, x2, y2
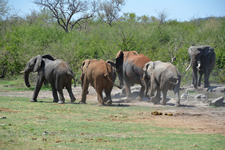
(1, 84, 225, 135)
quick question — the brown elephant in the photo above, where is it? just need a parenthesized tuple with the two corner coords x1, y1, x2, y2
(80, 59, 121, 106)
(115, 50, 151, 101)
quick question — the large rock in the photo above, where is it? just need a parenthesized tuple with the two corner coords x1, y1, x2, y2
(209, 96, 224, 107)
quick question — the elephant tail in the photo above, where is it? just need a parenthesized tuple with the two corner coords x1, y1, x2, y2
(168, 78, 179, 85)
(105, 74, 122, 89)
(72, 75, 76, 87)
(67, 71, 76, 87)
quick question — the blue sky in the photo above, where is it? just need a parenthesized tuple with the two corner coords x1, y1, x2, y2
(8, 0, 225, 21)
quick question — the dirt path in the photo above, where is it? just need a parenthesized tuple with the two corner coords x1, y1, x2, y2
(1, 85, 225, 135)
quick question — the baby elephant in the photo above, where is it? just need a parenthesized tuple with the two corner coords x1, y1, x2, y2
(80, 59, 121, 106)
(143, 61, 181, 107)
(21, 54, 76, 104)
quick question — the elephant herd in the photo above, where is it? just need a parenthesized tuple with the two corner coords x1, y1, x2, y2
(21, 45, 216, 107)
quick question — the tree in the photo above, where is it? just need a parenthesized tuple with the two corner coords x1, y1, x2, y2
(33, 0, 99, 33)
(120, 13, 140, 22)
(0, 0, 10, 19)
(156, 9, 168, 25)
(98, 0, 125, 26)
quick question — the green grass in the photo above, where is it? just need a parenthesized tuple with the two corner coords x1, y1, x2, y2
(0, 96, 224, 149)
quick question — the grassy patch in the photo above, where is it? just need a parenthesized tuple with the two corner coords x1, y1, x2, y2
(0, 96, 224, 149)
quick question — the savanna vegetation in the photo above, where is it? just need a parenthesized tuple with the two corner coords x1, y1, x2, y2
(1, 96, 225, 149)
(0, 0, 225, 86)
(1, 1, 225, 149)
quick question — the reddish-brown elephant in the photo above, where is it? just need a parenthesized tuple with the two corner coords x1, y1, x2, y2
(80, 59, 121, 106)
(115, 50, 151, 101)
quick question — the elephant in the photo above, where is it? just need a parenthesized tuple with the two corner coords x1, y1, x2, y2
(80, 59, 121, 106)
(115, 50, 151, 101)
(143, 61, 181, 107)
(21, 54, 76, 104)
(186, 45, 215, 88)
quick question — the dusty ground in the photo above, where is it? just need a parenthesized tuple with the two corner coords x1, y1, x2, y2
(1, 84, 225, 135)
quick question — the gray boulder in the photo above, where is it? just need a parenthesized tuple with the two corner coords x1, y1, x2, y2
(209, 96, 224, 107)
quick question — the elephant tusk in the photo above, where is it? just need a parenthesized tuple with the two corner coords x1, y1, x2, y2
(185, 64, 191, 71)
(196, 62, 201, 69)
(20, 71, 25, 74)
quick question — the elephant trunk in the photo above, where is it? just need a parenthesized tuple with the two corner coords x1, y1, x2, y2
(24, 71, 31, 87)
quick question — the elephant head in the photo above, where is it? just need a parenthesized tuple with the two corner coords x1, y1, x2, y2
(21, 54, 55, 88)
(186, 46, 215, 71)
(143, 61, 154, 97)
(21, 55, 43, 87)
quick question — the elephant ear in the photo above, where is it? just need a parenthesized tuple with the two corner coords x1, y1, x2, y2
(115, 50, 124, 71)
(106, 60, 116, 68)
(143, 62, 149, 72)
(82, 59, 91, 74)
(33, 55, 42, 72)
(42, 54, 55, 61)
(132, 51, 138, 55)
(202, 46, 215, 62)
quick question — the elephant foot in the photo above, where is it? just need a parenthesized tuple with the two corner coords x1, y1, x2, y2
(58, 100, 65, 104)
(160, 100, 166, 105)
(175, 103, 181, 107)
(98, 103, 105, 106)
(71, 97, 76, 103)
(150, 97, 160, 104)
(136, 96, 142, 101)
(30, 99, 37, 102)
(103, 96, 110, 102)
(125, 97, 132, 103)
(204, 84, 210, 88)
(79, 101, 86, 104)
(106, 100, 112, 106)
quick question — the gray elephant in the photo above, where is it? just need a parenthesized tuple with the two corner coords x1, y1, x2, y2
(115, 50, 151, 101)
(186, 45, 215, 88)
(143, 61, 181, 107)
(21, 54, 76, 104)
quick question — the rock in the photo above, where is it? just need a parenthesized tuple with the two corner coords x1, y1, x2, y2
(181, 93, 188, 99)
(194, 94, 208, 99)
(194, 94, 202, 99)
(186, 88, 195, 93)
(209, 96, 224, 107)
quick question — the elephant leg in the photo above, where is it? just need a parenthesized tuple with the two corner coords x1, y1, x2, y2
(51, 84, 59, 103)
(203, 69, 210, 88)
(104, 90, 112, 106)
(96, 90, 104, 106)
(136, 85, 145, 101)
(198, 71, 203, 87)
(66, 84, 76, 103)
(174, 86, 181, 107)
(31, 77, 44, 102)
(124, 84, 132, 101)
(151, 88, 161, 104)
(160, 90, 167, 105)
(57, 89, 65, 104)
(80, 85, 88, 104)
